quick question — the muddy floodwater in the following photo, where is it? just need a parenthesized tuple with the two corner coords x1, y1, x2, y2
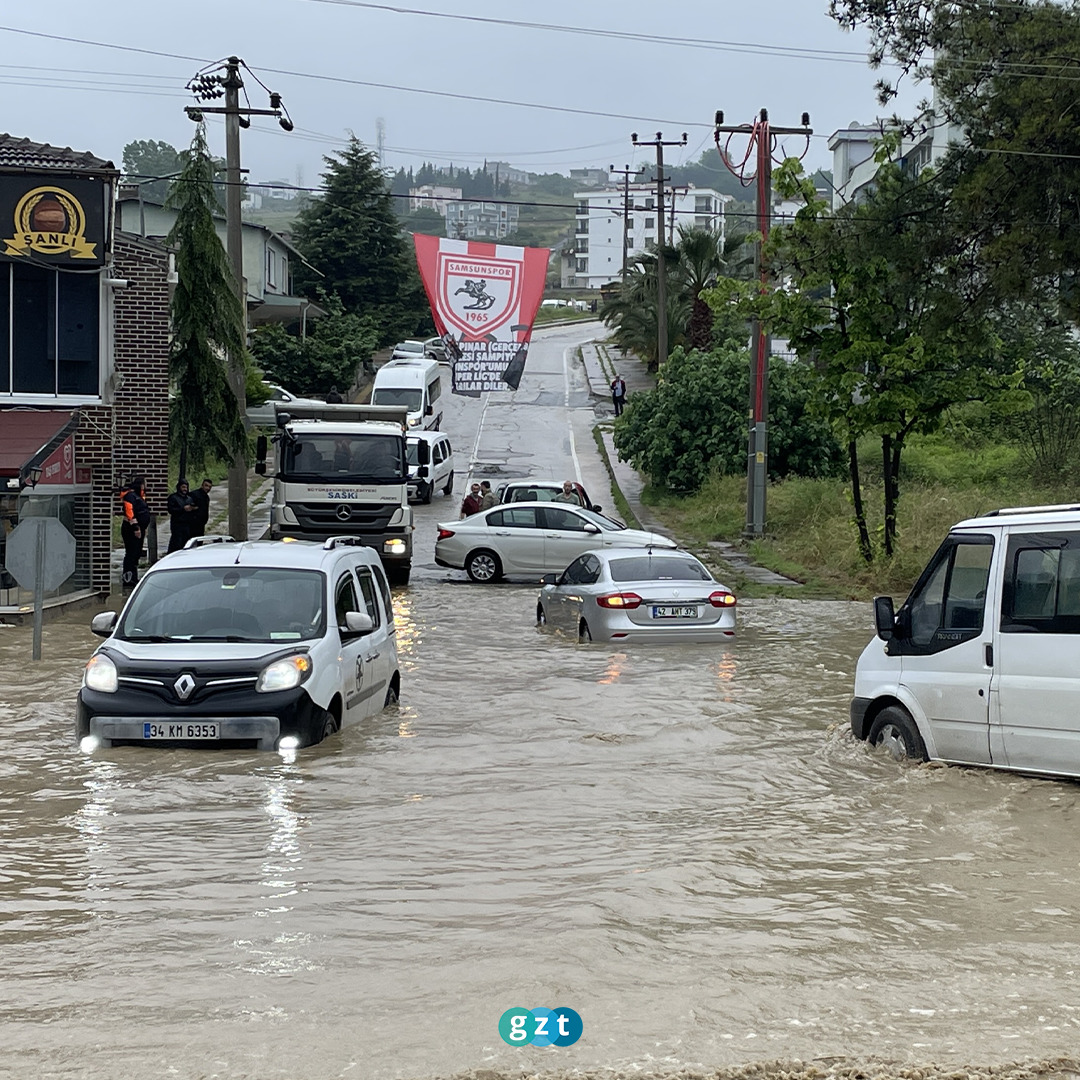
(3, 586, 1080, 1080)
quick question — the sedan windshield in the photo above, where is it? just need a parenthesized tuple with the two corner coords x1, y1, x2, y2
(608, 556, 713, 583)
(119, 567, 326, 642)
(576, 507, 626, 532)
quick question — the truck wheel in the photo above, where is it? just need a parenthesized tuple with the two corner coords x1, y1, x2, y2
(443, 471, 454, 496)
(868, 706, 927, 763)
(420, 481, 433, 505)
(387, 564, 411, 587)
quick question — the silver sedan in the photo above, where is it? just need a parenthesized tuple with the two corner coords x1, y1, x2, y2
(537, 549, 736, 643)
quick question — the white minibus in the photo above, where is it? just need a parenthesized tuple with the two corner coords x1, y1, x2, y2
(370, 358, 443, 430)
(852, 503, 1080, 780)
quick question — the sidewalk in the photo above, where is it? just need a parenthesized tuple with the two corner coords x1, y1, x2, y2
(577, 339, 799, 589)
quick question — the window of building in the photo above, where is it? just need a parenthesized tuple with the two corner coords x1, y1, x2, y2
(645, 218, 655, 229)
(625, 218, 634, 230)
(575, 259, 587, 272)
(266, 248, 276, 289)
(575, 239, 588, 253)
(695, 216, 711, 228)
(645, 198, 654, 210)
(2, 263, 100, 397)
(576, 201, 588, 215)
(695, 195, 712, 213)
(575, 220, 589, 234)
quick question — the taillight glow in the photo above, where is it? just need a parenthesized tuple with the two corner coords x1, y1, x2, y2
(597, 592, 642, 609)
(437, 528, 455, 540)
(709, 590, 736, 607)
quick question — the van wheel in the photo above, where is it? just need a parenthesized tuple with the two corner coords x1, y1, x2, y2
(869, 706, 927, 762)
(311, 708, 338, 746)
(420, 481, 433, 505)
(384, 682, 399, 707)
(466, 549, 501, 583)
(578, 620, 592, 643)
(443, 471, 454, 496)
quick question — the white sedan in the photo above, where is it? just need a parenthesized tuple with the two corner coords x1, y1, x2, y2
(434, 501, 677, 582)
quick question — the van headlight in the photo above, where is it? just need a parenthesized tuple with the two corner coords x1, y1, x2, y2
(256, 654, 312, 693)
(84, 654, 118, 693)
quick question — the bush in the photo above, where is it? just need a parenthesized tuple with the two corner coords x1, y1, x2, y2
(613, 345, 844, 492)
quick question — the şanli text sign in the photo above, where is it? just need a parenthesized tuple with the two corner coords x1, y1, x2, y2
(413, 235, 549, 395)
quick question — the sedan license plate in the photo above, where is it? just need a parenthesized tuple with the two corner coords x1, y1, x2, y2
(651, 605, 699, 619)
(143, 721, 220, 740)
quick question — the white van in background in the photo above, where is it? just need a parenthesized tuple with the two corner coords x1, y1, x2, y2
(371, 358, 443, 430)
(407, 431, 454, 504)
(852, 503, 1080, 780)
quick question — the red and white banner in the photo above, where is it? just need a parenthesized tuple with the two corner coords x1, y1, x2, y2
(413, 235, 550, 395)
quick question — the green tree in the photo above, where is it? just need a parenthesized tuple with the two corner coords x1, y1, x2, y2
(250, 296, 379, 398)
(399, 206, 446, 236)
(122, 139, 182, 203)
(292, 137, 429, 344)
(165, 126, 247, 479)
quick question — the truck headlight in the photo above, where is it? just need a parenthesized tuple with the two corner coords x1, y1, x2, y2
(257, 654, 312, 693)
(383, 538, 407, 555)
(84, 654, 118, 693)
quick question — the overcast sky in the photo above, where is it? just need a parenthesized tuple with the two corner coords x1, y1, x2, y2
(0, 1, 920, 192)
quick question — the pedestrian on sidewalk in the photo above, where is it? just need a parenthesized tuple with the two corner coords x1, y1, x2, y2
(460, 483, 482, 518)
(611, 374, 627, 416)
(166, 478, 197, 554)
(326, 386, 343, 403)
(478, 480, 497, 510)
(190, 478, 213, 538)
(119, 475, 153, 591)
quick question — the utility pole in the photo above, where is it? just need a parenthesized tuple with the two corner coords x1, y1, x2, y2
(668, 184, 688, 237)
(632, 132, 686, 366)
(186, 58, 294, 542)
(609, 164, 635, 278)
(714, 108, 811, 537)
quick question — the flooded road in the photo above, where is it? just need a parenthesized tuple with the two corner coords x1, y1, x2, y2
(5, 588, 1080, 1080)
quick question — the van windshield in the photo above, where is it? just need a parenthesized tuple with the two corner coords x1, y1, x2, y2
(281, 433, 405, 482)
(372, 388, 423, 412)
(119, 567, 325, 642)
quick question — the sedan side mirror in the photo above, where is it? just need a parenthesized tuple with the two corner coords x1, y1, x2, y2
(873, 596, 896, 641)
(540, 573, 558, 585)
(343, 610, 374, 636)
(590, 504, 602, 513)
(583, 523, 600, 534)
(90, 611, 118, 638)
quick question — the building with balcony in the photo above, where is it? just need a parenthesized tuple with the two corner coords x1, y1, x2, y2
(409, 184, 463, 217)
(444, 200, 519, 241)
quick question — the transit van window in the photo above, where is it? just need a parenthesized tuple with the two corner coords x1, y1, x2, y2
(1003, 532, 1080, 632)
(906, 536, 994, 648)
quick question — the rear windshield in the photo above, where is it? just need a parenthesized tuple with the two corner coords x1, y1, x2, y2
(119, 567, 326, 642)
(608, 557, 712, 583)
(372, 388, 423, 412)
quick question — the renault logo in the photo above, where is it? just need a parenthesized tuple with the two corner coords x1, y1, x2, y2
(174, 673, 196, 700)
(336, 504, 352, 521)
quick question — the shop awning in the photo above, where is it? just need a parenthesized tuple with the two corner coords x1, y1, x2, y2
(0, 408, 77, 481)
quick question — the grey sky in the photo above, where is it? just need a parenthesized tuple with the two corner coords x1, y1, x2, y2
(0, 1, 919, 191)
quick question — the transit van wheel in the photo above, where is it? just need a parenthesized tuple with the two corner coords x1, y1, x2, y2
(868, 706, 927, 762)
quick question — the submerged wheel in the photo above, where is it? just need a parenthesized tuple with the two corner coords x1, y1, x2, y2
(465, 549, 502, 583)
(443, 470, 454, 496)
(868, 706, 927, 762)
(578, 619, 592, 643)
(384, 682, 399, 708)
(310, 707, 339, 746)
(536, 602, 546, 625)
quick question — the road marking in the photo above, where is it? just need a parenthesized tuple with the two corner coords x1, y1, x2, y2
(467, 391, 491, 485)
(563, 343, 582, 483)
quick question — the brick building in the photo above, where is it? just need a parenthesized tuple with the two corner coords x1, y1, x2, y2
(0, 134, 170, 611)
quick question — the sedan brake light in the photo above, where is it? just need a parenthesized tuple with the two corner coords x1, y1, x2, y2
(596, 592, 642, 609)
(437, 528, 455, 540)
(709, 590, 736, 607)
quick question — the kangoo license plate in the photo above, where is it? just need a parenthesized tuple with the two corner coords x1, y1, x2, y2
(143, 721, 220, 740)
(651, 605, 699, 619)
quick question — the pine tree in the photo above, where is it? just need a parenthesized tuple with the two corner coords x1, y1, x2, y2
(165, 125, 247, 479)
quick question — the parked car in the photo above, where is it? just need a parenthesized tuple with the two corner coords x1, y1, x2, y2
(537, 549, 736, 643)
(435, 501, 677, 583)
(407, 431, 455, 504)
(423, 336, 448, 363)
(497, 479, 603, 513)
(246, 383, 326, 428)
(391, 339, 427, 361)
(76, 536, 400, 752)
(852, 502, 1080, 779)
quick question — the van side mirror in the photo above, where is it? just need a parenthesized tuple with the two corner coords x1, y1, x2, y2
(873, 596, 896, 641)
(255, 435, 267, 476)
(416, 440, 431, 464)
(343, 610, 374, 636)
(425, 404, 434, 416)
(90, 611, 118, 638)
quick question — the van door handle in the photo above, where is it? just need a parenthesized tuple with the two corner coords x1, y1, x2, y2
(985, 643, 994, 666)
(366, 651, 380, 662)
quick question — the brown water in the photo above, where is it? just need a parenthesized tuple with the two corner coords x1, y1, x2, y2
(3, 588, 1080, 1080)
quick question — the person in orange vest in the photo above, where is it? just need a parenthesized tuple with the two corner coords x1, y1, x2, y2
(119, 475, 153, 591)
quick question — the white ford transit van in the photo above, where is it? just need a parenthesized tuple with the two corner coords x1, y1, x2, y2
(852, 503, 1080, 779)
(371, 358, 443, 430)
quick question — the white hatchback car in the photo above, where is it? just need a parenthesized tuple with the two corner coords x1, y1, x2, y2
(434, 501, 677, 582)
(76, 537, 400, 752)
(407, 431, 455, 503)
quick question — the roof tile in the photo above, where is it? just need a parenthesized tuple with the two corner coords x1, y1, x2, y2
(0, 133, 115, 173)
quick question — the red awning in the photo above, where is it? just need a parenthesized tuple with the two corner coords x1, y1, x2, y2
(0, 409, 75, 478)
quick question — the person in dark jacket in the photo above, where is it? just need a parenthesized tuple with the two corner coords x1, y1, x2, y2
(325, 386, 343, 403)
(189, 478, 212, 538)
(167, 478, 196, 554)
(120, 475, 153, 591)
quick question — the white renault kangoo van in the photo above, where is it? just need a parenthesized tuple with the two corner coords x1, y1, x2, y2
(852, 503, 1080, 779)
(371, 358, 443, 430)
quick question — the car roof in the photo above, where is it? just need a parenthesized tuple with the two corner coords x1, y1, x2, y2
(407, 430, 449, 444)
(953, 504, 1080, 530)
(146, 538, 380, 573)
(504, 479, 575, 487)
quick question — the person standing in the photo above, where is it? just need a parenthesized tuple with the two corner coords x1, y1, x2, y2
(326, 386, 343, 403)
(167, 479, 197, 554)
(460, 483, 482, 518)
(120, 475, 153, 591)
(552, 480, 580, 504)
(190, 478, 213, 538)
(478, 480, 498, 511)
(611, 374, 627, 417)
